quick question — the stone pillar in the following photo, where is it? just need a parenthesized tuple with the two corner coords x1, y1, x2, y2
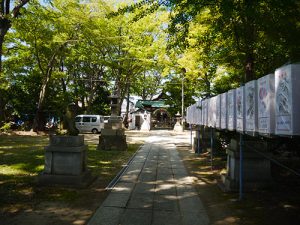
(201, 126, 211, 153)
(192, 126, 212, 153)
(220, 135, 272, 191)
(140, 112, 151, 131)
(173, 112, 183, 132)
(97, 93, 127, 151)
(38, 135, 94, 187)
(193, 126, 201, 153)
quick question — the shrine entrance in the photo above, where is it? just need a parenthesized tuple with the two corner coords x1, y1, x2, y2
(152, 108, 172, 129)
(132, 98, 173, 130)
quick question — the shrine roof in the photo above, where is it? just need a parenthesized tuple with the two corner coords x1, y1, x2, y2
(135, 100, 170, 109)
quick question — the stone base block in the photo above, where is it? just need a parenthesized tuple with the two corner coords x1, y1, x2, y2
(101, 128, 125, 136)
(173, 122, 182, 132)
(104, 117, 123, 130)
(98, 135, 127, 151)
(38, 170, 96, 188)
(193, 137, 202, 153)
(220, 174, 272, 192)
(44, 146, 87, 175)
(44, 136, 87, 176)
(49, 135, 84, 147)
(220, 136, 273, 192)
(198, 126, 211, 153)
(39, 135, 95, 188)
(140, 121, 150, 131)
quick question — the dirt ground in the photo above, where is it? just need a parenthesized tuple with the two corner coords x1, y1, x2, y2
(1, 179, 109, 225)
(0, 131, 151, 225)
(1, 131, 300, 225)
(1, 131, 111, 225)
(176, 144, 300, 225)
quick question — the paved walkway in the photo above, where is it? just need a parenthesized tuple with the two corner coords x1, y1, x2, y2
(88, 131, 209, 225)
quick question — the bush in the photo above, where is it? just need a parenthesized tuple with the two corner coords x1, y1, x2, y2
(0, 122, 11, 132)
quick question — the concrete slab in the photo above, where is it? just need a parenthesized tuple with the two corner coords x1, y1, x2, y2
(143, 163, 157, 170)
(87, 131, 209, 225)
(127, 162, 144, 170)
(152, 211, 181, 225)
(111, 182, 135, 194)
(133, 182, 156, 194)
(157, 172, 173, 181)
(155, 183, 177, 195)
(173, 168, 189, 176)
(120, 209, 152, 225)
(176, 184, 196, 194)
(181, 211, 210, 225)
(102, 193, 130, 208)
(178, 192, 206, 212)
(139, 174, 156, 182)
(157, 167, 173, 174)
(127, 192, 154, 209)
(154, 194, 179, 212)
(88, 206, 124, 225)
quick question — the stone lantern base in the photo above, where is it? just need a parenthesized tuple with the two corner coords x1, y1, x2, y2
(98, 132, 127, 151)
(38, 135, 95, 188)
(97, 116, 127, 151)
(220, 136, 272, 192)
(173, 112, 183, 132)
(173, 122, 183, 132)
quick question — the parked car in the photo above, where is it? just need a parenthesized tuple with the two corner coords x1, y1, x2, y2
(75, 115, 104, 134)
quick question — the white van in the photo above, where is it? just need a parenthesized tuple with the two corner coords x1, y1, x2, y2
(75, 115, 104, 134)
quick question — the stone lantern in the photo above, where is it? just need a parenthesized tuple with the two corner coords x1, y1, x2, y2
(173, 111, 183, 131)
(97, 92, 127, 151)
(38, 103, 94, 187)
(140, 110, 150, 131)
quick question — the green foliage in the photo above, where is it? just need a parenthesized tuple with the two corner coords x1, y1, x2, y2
(166, 0, 300, 83)
(163, 74, 196, 116)
(1, 0, 299, 124)
(0, 122, 11, 132)
(87, 86, 110, 115)
(121, 0, 300, 94)
(1, 0, 171, 125)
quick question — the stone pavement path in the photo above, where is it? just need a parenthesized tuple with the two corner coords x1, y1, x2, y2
(88, 131, 209, 225)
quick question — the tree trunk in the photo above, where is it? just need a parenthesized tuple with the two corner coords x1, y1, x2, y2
(245, 53, 254, 83)
(0, 90, 6, 126)
(86, 73, 96, 113)
(60, 58, 67, 93)
(204, 72, 211, 98)
(32, 43, 66, 132)
(142, 71, 146, 100)
(0, 18, 11, 73)
(0, 0, 31, 126)
(123, 81, 130, 128)
(32, 70, 51, 132)
(244, 0, 255, 83)
(0, 0, 30, 73)
(32, 57, 59, 131)
(0, 20, 10, 126)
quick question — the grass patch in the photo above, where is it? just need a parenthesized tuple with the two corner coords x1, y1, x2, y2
(87, 143, 140, 181)
(0, 134, 141, 212)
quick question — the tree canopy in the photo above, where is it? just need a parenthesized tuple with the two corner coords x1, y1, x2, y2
(0, 0, 299, 131)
